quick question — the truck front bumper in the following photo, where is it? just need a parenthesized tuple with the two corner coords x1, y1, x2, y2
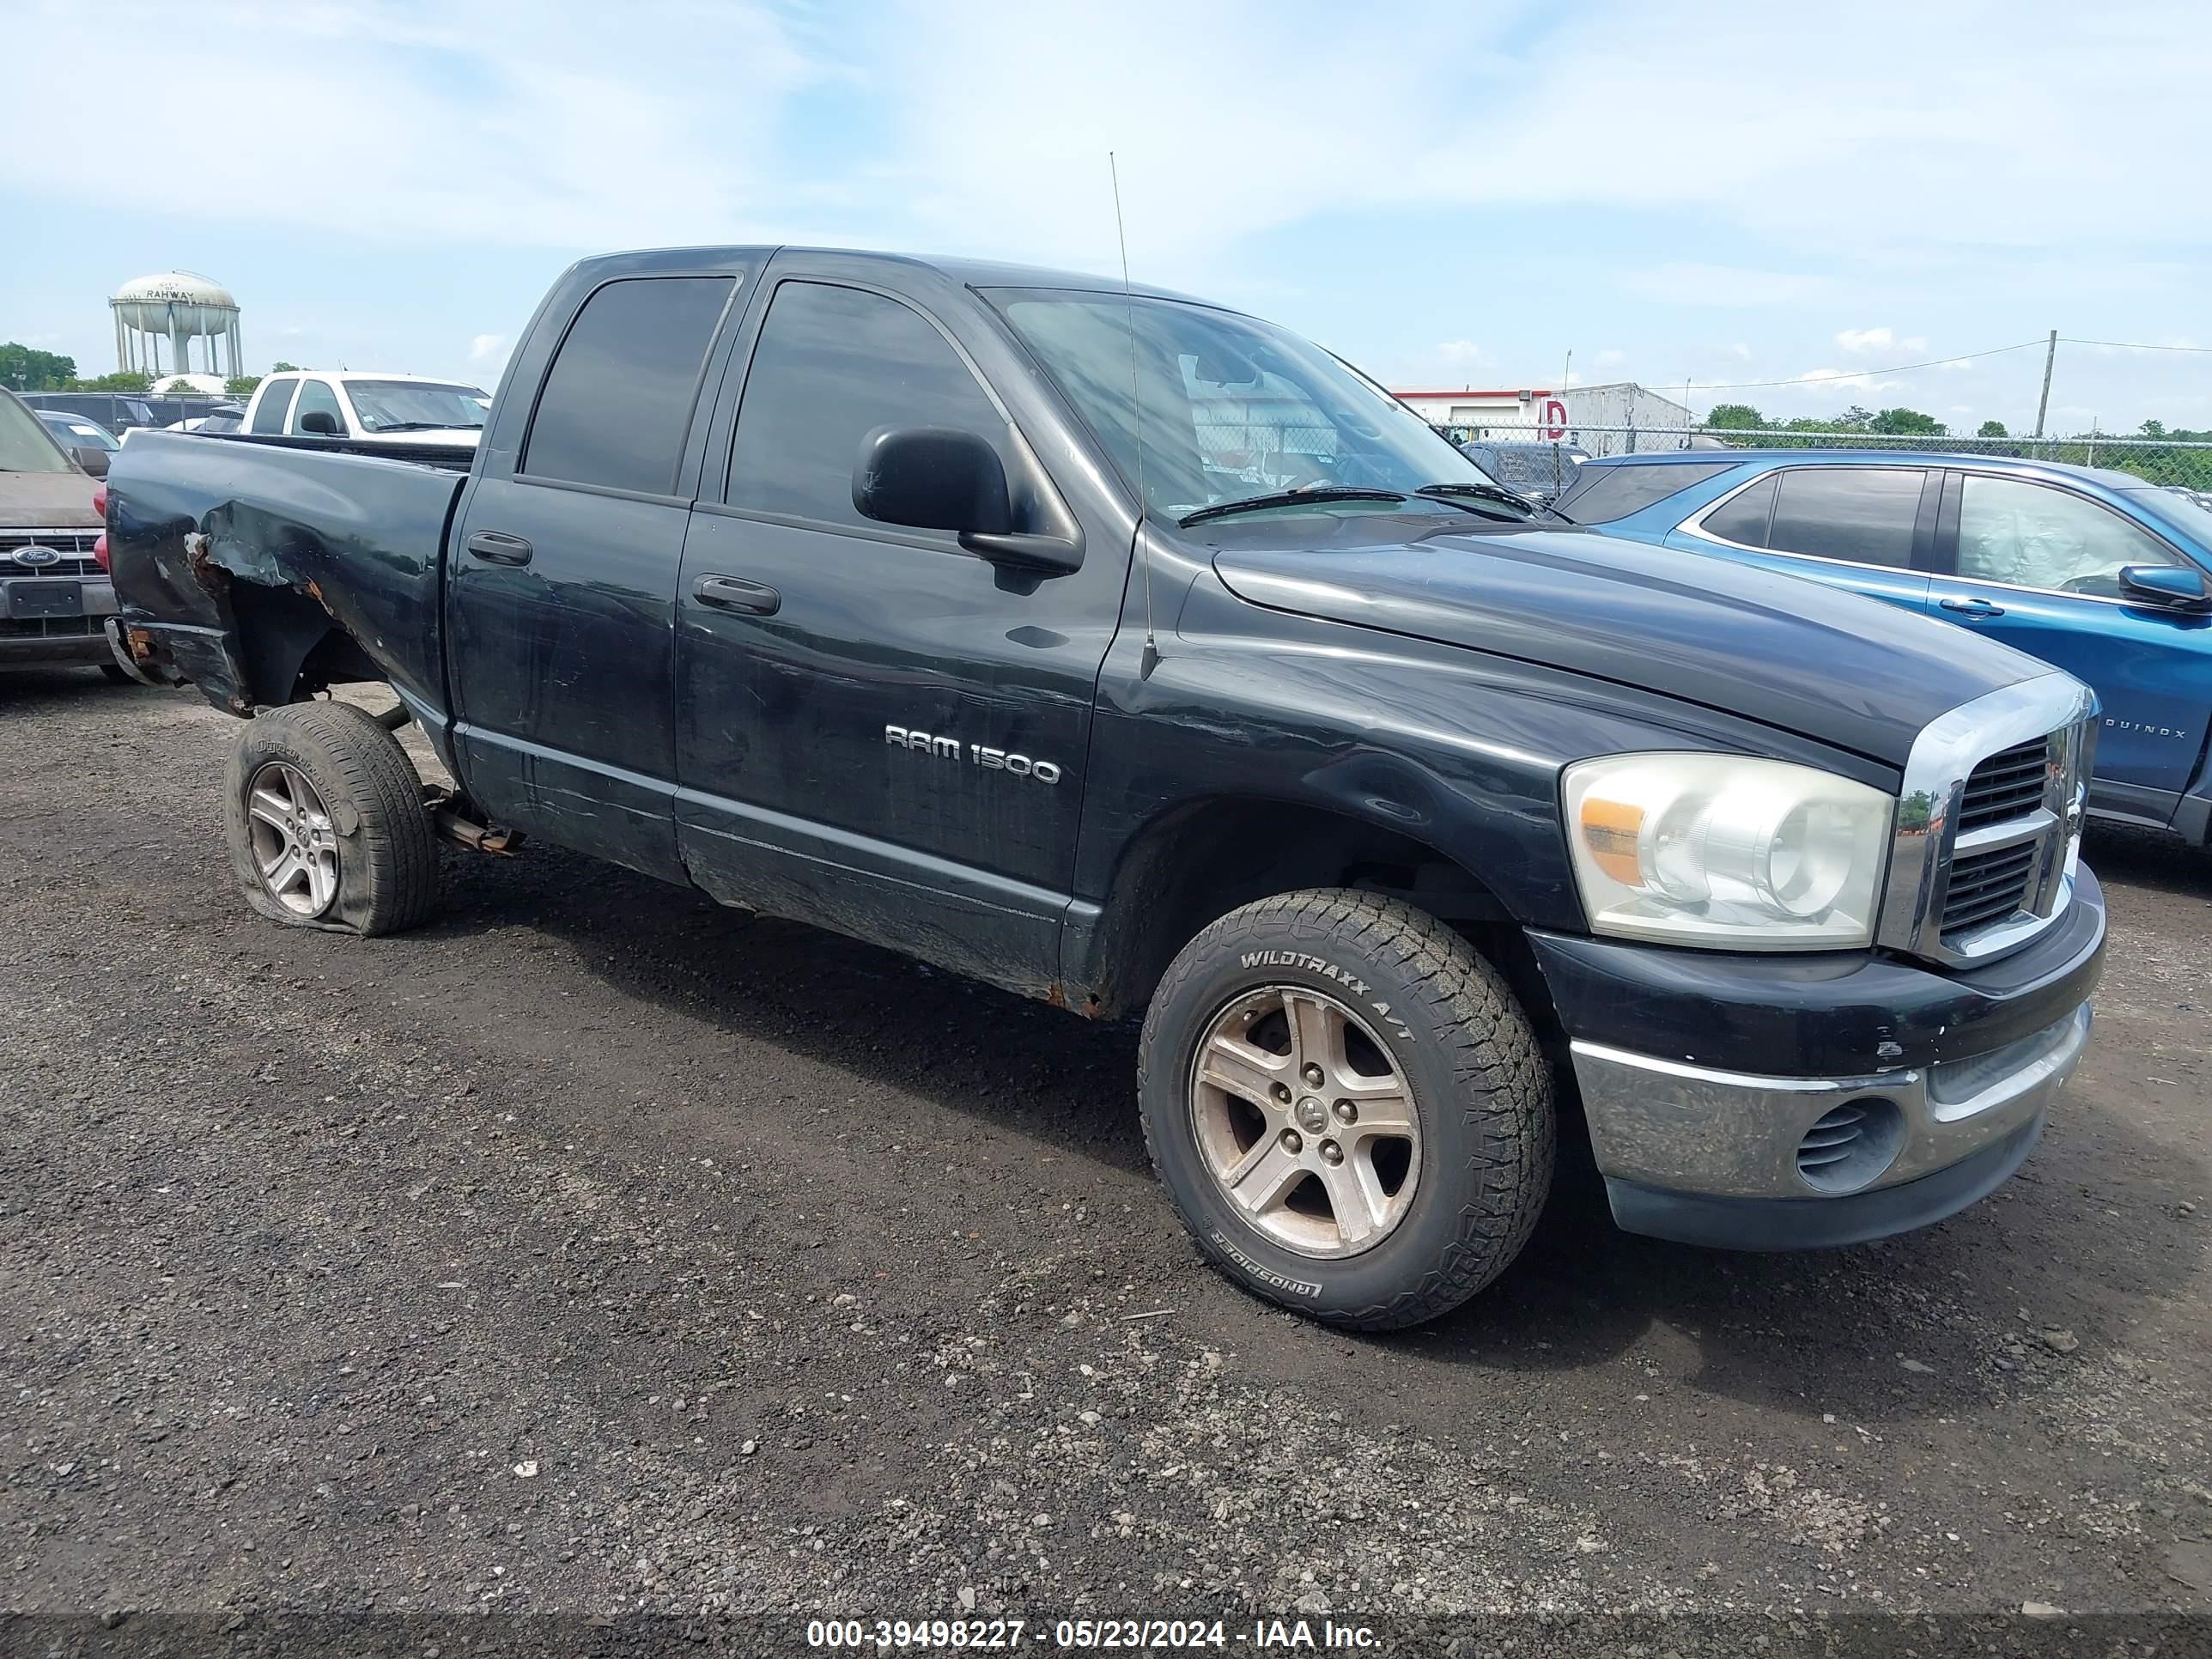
(1527, 866, 2106, 1250)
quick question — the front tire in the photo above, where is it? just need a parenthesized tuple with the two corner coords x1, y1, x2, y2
(222, 701, 441, 935)
(1139, 890, 1553, 1330)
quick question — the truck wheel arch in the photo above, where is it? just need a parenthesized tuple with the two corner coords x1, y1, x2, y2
(1075, 796, 1534, 1019)
(228, 583, 380, 706)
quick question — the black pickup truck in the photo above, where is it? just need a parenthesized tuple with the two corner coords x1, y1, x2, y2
(105, 246, 2106, 1328)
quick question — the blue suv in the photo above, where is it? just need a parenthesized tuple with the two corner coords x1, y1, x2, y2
(1559, 450, 2212, 844)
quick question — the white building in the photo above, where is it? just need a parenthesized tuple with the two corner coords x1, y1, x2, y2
(1392, 381, 1694, 456)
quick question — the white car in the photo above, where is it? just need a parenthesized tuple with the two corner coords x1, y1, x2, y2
(240, 371, 489, 449)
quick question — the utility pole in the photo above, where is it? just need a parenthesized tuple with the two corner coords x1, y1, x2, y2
(2033, 328, 2057, 449)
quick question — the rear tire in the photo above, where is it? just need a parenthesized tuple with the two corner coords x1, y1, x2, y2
(1138, 889, 1553, 1330)
(222, 701, 441, 935)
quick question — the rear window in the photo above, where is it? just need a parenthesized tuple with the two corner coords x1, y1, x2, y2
(252, 380, 298, 434)
(1766, 466, 1925, 568)
(522, 275, 733, 495)
(1555, 460, 1735, 524)
(1702, 474, 1778, 545)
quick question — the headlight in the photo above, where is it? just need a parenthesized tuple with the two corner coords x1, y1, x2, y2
(1562, 754, 1893, 951)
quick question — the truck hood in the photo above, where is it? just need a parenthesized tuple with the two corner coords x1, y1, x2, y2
(1209, 523, 2050, 767)
(0, 466, 100, 527)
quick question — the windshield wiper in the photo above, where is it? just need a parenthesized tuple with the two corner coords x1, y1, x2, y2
(1416, 482, 1574, 524)
(371, 420, 482, 433)
(1178, 485, 1407, 527)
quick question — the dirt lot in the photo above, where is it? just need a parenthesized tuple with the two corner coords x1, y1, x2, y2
(3, 668, 2209, 1656)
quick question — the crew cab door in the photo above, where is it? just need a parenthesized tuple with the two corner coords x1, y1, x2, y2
(1931, 468, 2212, 805)
(672, 258, 1127, 994)
(1674, 463, 1936, 617)
(446, 260, 751, 882)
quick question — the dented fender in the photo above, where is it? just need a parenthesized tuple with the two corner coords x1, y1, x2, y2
(104, 429, 468, 723)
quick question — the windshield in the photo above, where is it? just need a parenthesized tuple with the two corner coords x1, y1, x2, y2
(990, 289, 1492, 523)
(2127, 486, 2212, 557)
(41, 414, 120, 450)
(346, 380, 489, 433)
(0, 396, 75, 472)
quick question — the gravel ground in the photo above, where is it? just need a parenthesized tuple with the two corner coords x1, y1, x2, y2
(3, 668, 2209, 1656)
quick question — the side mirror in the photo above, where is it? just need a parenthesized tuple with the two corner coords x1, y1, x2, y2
(70, 446, 110, 477)
(2120, 563, 2211, 610)
(852, 426, 1084, 575)
(853, 425, 1013, 536)
(300, 410, 341, 436)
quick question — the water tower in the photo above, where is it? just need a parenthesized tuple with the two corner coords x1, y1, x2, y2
(111, 271, 243, 380)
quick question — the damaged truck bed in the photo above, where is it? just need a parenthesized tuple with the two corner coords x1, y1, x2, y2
(109, 431, 470, 718)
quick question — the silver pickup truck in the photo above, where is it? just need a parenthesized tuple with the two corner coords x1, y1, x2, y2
(0, 386, 119, 677)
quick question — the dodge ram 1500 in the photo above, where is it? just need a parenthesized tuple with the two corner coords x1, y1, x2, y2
(104, 246, 2105, 1328)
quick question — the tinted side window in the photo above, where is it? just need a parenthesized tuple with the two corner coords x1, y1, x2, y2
(1559, 461, 1737, 525)
(251, 380, 297, 434)
(1957, 475, 2181, 598)
(522, 276, 734, 495)
(1701, 473, 1777, 546)
(728, 282, 1008, 529)
(291, 379, 343, 434)
(1766, 467, 1925, 568)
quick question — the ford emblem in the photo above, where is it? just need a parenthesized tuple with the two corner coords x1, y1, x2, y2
(10, 545, 63, 568)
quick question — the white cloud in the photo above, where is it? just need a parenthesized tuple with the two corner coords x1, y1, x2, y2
(1837, 327, 1929, 356)
(7, 0, 2210, 427)
(1436, 339, 1484, 366)
(7, 0, 2204, 277)
(1790, 369, 1905, 396)
(469, 333, 508, 366)
(1939, 358, 1974, 371)
(0, 0, 818, 246)
(1594, 349, 1626, 367)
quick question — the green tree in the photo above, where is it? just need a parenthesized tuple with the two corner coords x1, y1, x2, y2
(1832, 405, 1875, 432)
(70, 371, 152, 392)
(1704, 402, 1765, 430)
(225, 374, 262, 396)
(0, 342, 80, 391)
(1869, 406, 1947, 436)
(270, 360, 301, 373)
(1978, 420, 2008, 438)
(2140, 419, 2167, 439)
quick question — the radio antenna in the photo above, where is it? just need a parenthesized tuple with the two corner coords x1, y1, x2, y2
(1110, 151, 1159, 679)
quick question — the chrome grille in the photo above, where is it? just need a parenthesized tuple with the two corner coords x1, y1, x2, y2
(1956, 739, 2050, 831)
(1876, 674, 2096, 969)
(0, 529, 101, 578)
(1941, 842, 2039, 935)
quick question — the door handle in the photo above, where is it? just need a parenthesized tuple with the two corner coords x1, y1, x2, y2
(465, 530, 533, 566)
(693, 574, 781, 616)
(1938, 595, 2005, 618)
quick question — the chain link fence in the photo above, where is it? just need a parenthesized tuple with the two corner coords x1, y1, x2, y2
(1435, 421, 2212, 497)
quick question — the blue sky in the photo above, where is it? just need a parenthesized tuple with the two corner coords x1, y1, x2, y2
(4, 0, 2208, 434)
